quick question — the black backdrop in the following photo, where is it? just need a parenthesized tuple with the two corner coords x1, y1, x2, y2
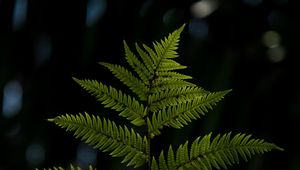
(0, 0, 298, 169)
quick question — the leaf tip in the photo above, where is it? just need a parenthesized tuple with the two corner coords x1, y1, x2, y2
(72, 77, 80, 83)
(275, 145, 284, 151)
(47, 118, 55, 122)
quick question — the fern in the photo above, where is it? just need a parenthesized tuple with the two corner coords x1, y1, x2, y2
(151, 133, 282, 170)
(46, 24, 282, 169)
(49, 113, 148, 168)
(72, 78, 146, 126)
(147, 90, 232, 136)
(36, 164, 96, 170)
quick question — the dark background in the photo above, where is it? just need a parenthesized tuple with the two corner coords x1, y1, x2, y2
(0, 0, 298, 169)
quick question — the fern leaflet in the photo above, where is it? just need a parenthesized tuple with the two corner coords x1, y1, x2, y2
(157, 59, 187, 71)
(124, 41, 151, 84)
(73, 78, 146, 126)
(35, 164, 96, 170)
(158, 71, 192, 80)
(153, 24, 185, 60)
(152, 133, 283, 170)
(48, 113, 148, 168)
(148, 86, 208, 112)
(148, 90, 231, 136)
(135, 43, 155, 74)
(150, 79, 196, 94)
(99, 62, 149, 101)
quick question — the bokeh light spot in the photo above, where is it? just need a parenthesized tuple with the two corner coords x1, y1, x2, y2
(267, 46, 286, 63)
(262, 31, 281, 48)
(76, 143, 97, 167)
(191, 0, 219, 18)
(25, 143, 45, 166)
(188, 19, 209, 40)
(2, 80, 23, 118)
(12, 0, 28, 30)
(86, 0, 107, 27)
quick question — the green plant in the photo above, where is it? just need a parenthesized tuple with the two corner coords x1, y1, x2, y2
(42, 24, 282, 170)
(36, 165, 96, 170)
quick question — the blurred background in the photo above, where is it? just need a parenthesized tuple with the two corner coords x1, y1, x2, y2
(0, 0, 298, 169)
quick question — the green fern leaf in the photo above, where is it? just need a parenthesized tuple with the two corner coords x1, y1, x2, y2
(158, 71, 192, 80)
(148, 86, 208, 112)
(135, 43, 155, 74)
(103, 24, 187, 103)
(35, 164, 96, 170)
(167, 146, 176, 168)
(157, 59, 187, 71)
(124, 41, 151, 84)
(149, 24, 186, 86)
(47, 24, 282, 170)
(159, 151, 169, 170)
(143, 43, 159, 67)
(139, 25, 185, 85)
(153, 24, 185, 60)
(150, 79, 196, 94)
(153, 133, 283, 170)
(73, 78, 146, 126)
(99, 62, 149, 101)
(148, 90, 231, 136)
(35, 167, 65, 170)
(152, 77, 195, 87)
(151, 157, 159, 170)
(48, 113, 148, 168)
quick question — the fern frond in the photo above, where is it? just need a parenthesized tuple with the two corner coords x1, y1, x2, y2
(157, 59, 187, 71)
(48, 113, 148, 168)
(135, 43, 155, 74)
(36, 167, 66, 170)
(158, 71, 192, 80)
(35, 164, 96, 170)
(148, 86, 208, 112)
(148, 90, 231, 136)
(152, 133, 283, 170)
(99, 62, 149, 101)
(151, 157, 159, 170)
(45, 24, 283, 170)
(143, 43, 159, 67)
(124, 41, 151, 84)
(139, 25, 185, 85)
(153, 24, 185, 60)
(151, 79, 196, 93)
(73, 78, 146, 126)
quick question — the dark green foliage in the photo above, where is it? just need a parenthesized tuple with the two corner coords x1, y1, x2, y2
(48, 113, 148, 168)
(73, 78, 146, 126)
(151, 133, 283, 170)
(147, 90, 231, 136)
(46, 24, 282, 169)
(36, 164, 96, 170)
